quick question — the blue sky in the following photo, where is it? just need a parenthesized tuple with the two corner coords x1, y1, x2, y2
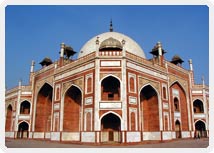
(5, 5, 209, 89)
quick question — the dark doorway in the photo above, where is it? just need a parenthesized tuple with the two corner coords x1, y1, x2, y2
(17, 122, 29, 138)
(101, 113, 121, 142)
(175, 120, 181, 138)
(195, 120, 207, 137)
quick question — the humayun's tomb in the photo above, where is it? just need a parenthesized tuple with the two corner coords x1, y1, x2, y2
(5, 22, 209, 143)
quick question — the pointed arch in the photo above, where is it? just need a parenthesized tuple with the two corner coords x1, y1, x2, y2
(139, 83, 160, 96)
(170, 80, 187, 96)
(63, 83, 83, 96)
(36, 82, 53, 96)
(5, 104, 13, 131)
(140, 84, 159, 132)
(100, 74, 122, 83)
(100, 111, 122, 121)
(35, 83, 53, 132)
(63, 84, 82, 132)
(18, 120, 30, 125)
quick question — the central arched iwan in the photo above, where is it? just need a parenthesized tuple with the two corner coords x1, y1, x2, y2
(140, 85, 159, 131)
(63, 85, 82, 132)
(35, 83, 53, 132)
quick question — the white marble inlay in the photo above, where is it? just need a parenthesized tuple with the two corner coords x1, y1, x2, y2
(81, 132, 95, 142)
(181, 131, 190, 138)
(101, 61, 121, 67)
(62, 132, 80, 141)
(18, 115, 30, 120)
(5, 132, 14, 138)
(192, 90, 203, 94)
(33, 132, 44, 139)
(21, 91, 32, 95)
(194, 113, 206, 118)
(51, 132, 60, 141)
(127, 132, 141, 142)
(54, 103, 60, 110)
(162, 132, 172, 140)
(45, 132, 51, 139)
(143, 132, 161, 140)
(55, 63, 94, 80)
(100, 102, 122, 109)
(127, 62, 167, 80)
(163, 102, 169, 109)
(174, 112, 181, 118)
(85, 97, 93, 105)
(129, 96, 137, 104)
(172, 89, 179, 96)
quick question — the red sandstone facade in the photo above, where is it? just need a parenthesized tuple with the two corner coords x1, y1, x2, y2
(5, 29, 209, 143)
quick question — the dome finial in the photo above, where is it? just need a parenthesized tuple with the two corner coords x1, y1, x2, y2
(110, 19, 113, 32)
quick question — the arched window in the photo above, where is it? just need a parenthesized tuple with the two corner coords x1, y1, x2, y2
(174, 97, 179, 111)
(101, 76, 120, 101)
(193, 100, 204, 113)
(20, 101, 30, 114)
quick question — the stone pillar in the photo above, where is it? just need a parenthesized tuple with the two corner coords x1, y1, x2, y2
(96, 37, 100, 57)
(202, 76, 208, 135)
(121, 39, 127, 134)
(59, 43, 65, 66)
(94, 37, 101, 142)
(30, 60, 35, 73)
(188, 59, 193, 71)
(157, 42, 163, 66)
(188, 59, 195, 88)
(157, 42, 162, 56)
(15, 80, 22, 135)
(29, 60, 35, 84)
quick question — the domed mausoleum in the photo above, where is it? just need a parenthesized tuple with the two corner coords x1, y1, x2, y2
(5, 23, 209, 143)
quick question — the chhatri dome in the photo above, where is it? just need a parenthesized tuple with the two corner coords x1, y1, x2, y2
(78, 21, 146, 59)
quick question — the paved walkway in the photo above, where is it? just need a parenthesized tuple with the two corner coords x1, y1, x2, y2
(5, 138, 209, 148)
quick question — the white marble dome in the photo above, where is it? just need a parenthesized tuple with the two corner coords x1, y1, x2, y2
(78, 31, 146, 58)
